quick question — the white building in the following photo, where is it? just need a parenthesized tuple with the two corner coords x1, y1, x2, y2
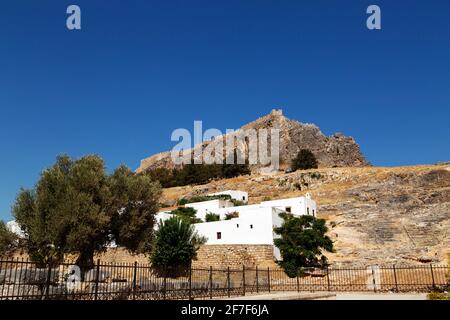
(208, 190, 248, 202)
(191, 192, 317, 260)
(185, 199, 234, 221)
(6, 220, 25, 238)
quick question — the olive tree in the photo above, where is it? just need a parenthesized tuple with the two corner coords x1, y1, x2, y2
(13, 154, 161, 268)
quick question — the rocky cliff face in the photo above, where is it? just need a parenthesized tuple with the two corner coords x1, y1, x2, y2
(136, 109, 369, 173)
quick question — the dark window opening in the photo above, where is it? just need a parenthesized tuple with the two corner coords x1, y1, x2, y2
(307, 208, 310, 215)
(286, 206, 292, 213)
(217, 232, 221, 239)
(236, 224, 239, 228)
(242, 196, 245, 200)
(250, 224, 253, 229)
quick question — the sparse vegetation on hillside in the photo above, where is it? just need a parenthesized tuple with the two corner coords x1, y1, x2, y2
(274, 213, 334, 278)
(144, 162, 250, 188)
(291, 149, 318, 171)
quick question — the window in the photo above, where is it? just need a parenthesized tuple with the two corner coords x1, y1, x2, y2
(236, 224, 239, 228)
(242, 196, 245, 200)
(250, 224, 253, 229)
(286, 206, 291, 213)
(216, 232, 222, 239)
(312, 209, 315, 216)
(307, 208, 310, 215)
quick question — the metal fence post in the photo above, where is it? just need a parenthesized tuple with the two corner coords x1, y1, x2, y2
(256, 266, 259, 293)
(227, 267, 231, 298)
(326, 266, 331, 291)
(163, 267, 167, 300)
(267, 267, 271, 293)
(209, 266, 213, 299)
(371, 266, 377, 293)
(242, 265, 246, 296)
(132, 261, 138, 300)
(45, 259, 52, 300)
(188, 265, 192, 300)
(430, 264, 436, 289)
(94, 259, 100, 300)
(393, 264, 399, 292)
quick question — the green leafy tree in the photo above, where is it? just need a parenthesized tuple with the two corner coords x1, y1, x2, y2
(170, 207, 202, 224)
(151, 216, 206, 276)
(0, 221, 18, 257)
(274, 213, 334, 278)
(109, 165, 162, 254)
(144, 161, 250, 188)
(291, 149, 318, 171)
(205, 213, 220, 222)
(13, 154, 161, 268)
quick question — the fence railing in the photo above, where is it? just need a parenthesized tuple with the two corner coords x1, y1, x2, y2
(0, 259, 448, 300)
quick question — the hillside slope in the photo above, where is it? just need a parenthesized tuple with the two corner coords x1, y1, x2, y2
(160, 164, 450, 266)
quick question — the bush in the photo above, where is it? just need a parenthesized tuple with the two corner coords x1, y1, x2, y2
(151, 216, 206, 276)
(427, 292, 450, 300)
(225, 212, 239, 220)
(205, 213, 220, 222)
(177, 194, 232, 205)
(291, 149, 318, 171)
(170, 207, 203, 224)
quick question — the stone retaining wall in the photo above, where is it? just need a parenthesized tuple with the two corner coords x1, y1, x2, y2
(7, 245, 279, 270)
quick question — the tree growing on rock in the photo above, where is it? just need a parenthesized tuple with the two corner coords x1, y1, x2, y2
(274, 213, 334, 278)
(291, 149, 318, 171)
(13, 154, 161, 269)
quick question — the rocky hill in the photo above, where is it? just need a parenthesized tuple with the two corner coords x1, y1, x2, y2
(159, 164, 450, 266)
(136, 109, 369, 173)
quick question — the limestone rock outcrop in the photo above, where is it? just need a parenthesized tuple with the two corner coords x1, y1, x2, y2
(136, 109, 369, 173)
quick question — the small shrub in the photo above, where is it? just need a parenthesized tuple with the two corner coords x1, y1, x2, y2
(170, 207, 203, 224)
(427, 292, 449, 300)
(178, 194, 232, 205)
(205, 213, 220, 222)
(291, 149, 318, 171)
(311, 172, 322, 179)
(225, 212, 239, 220)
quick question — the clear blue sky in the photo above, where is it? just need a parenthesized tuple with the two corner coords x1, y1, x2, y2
(1, 1, 449, 221)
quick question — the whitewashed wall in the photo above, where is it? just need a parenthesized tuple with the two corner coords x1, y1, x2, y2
(186, 199, 234, 221)
(208, 190, 248, 202)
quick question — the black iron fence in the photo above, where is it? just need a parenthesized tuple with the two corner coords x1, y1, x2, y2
(0, 259, 448, 300)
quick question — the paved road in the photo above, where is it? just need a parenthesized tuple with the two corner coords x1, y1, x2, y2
(220, 292, 428, 300)
(336, 293, 427, 300)
(220, 292, 336, 300)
